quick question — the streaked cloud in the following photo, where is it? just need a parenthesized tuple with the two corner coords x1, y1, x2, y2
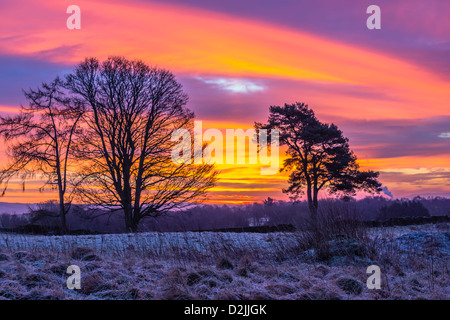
(197, 77, 265, 94)
(379, 168, 450, 175)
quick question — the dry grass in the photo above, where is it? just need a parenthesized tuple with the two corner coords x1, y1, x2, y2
(0, 220, 448, 300)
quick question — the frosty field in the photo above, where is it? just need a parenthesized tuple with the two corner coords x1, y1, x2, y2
(0, 223, 448, 300)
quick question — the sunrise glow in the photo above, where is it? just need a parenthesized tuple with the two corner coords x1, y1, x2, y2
(0, 0, 449, 204)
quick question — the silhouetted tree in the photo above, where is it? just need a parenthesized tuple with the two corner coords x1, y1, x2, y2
(263, 197, 276, 207)
(0, 77, 84, 233)
(256, 102, 381, 221)
(66, 57, 217, 232)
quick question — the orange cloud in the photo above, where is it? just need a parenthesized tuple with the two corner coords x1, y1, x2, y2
(0, 0, 449, 121)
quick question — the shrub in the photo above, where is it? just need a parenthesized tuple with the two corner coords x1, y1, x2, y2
(186, 272, 202, 286)
(71, 247, 94, 260)
(295, 201, 372, 262)
(298, 287, 342, 300)
(336, 278, 363, 295)
(80, 272, 116, 295)
(48, 264, 68, 275)
(236, 268, 249, 277)
(216, 257, 234, 270)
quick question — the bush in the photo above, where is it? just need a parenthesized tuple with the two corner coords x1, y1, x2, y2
(298, 287, 342, 300)
(186, 272, 202, 286)
(80, 272, 116, 295)
(71, 246, 95, 260)
(216, 258, 234, 270)
(295, 201, 372, 262)
(336, 278, 363, 295)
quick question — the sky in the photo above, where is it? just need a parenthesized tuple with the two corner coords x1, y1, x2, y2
(0, 0, 449, 204)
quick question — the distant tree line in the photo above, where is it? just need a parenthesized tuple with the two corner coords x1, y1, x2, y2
(0, 196, 447, 234)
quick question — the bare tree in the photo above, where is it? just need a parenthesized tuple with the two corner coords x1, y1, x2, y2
(66, 57, 217, 232)
(0, 77, 84, 233)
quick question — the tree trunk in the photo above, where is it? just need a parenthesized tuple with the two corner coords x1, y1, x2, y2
(56, 170, 67, 234)
(308, 202, 318, 229)
(306, 182, 318, 230)
(128, 221, 138, 233)
(312, 186, 319, 215)
(124, 200, 139, 232)
(124, 205, 134, 233)
(59, 195, 67, 234)
(131, 204, 142, 232)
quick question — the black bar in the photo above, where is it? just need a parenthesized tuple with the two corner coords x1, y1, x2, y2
(0, 300, 446, 318)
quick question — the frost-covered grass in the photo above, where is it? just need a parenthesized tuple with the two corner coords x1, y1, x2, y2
(0, 231, 298, 262)
(0, 223, 448, 300)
